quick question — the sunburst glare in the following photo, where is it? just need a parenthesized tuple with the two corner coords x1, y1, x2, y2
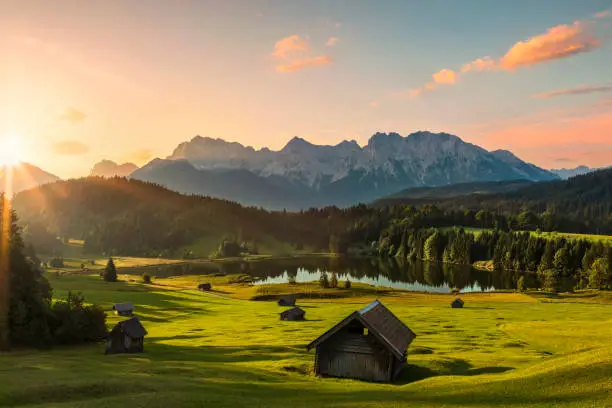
(0, 134, 22, 167)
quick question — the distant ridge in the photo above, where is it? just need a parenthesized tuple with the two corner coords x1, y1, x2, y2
(0, 162, 60, 195)
(131, 131, 558, 209)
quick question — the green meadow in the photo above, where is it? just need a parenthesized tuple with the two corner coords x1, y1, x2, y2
(0, 272, 611, 408)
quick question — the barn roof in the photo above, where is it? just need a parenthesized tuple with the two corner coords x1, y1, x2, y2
(115, 317, 147, 338)
(113, 302, 134, 312)
(306, 300, 416, 360)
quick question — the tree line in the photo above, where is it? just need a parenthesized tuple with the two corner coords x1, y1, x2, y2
(377, 226, 612, 292)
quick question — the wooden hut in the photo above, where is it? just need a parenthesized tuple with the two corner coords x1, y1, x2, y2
(451, 298, 464, 308)
(198, 283, 212, 291)
(112, 302, 134, 316)
(306, 300, 416, 383)
(280, 306, 305, 321)
(277, 295, 296, 307)
(105, 317, 147, 354)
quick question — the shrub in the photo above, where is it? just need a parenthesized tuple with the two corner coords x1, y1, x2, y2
(48, 291, 107, 345)
(287, 275, 297, 285)
(344, 280, 352, 289)
(319, 272, 329, 288)
(142, 273, 152, 284)
(329, 272, 338, 288)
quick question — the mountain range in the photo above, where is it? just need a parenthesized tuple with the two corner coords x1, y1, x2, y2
(9, 131, 599, 208)
(0, 163, 60, 195)
(131, 131, 558, 209)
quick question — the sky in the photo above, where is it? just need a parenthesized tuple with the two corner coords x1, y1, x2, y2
(1, 0, 611, 178)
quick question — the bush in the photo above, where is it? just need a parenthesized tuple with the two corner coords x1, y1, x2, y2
(319, 272, 329, 288)
(329, 272, 338, 288)
(142, 273, 152, 284)
(48, 291, 108, 345)
(344, 280, 352, 289)
(287, 275, 297, 285)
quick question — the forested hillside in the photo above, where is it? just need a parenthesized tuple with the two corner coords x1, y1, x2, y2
(11, 170, 612, 260)
(378, 168, 612, 234)
(12, 177, 361, 256)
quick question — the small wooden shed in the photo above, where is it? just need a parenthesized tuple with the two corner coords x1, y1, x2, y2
(307, 300, 416, 383)
(451, 298, 464, 308)
(277, 295, 296, 307)
(113, 302, 134, 316)
(280, 306, 305, 321)
(198, 283, 212, 291)
(105, 317, 147, 354)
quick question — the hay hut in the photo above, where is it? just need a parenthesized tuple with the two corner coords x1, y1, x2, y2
(451, 298, 464, 308)
(112, 302, 134, 316)
(277, 294, 296, 306)
(280, 306, 305, 321)
(307, 300, 416, 382)
(105, 317, 147, 354)
(198, 283, 212, 291)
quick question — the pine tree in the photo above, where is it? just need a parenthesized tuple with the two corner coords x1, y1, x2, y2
(319, 272, 329, 288)
(103, 257, 118, 282)
(329, 272, 338, 288)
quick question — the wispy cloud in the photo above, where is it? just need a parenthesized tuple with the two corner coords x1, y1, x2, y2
(57, 107, 86, 124)
(52, 140, 89, 155)
(272, 35, 309, 58)
(498, 22, 599, 70)
(405, 19, 602, 98)
(594, 10, 611, 19)
(325, 37, 339, 47)
(277, 56, 332, 72)
(272, 35, 333, 72)
(532, 84, 612, 99)
(124, 149, 154, 164)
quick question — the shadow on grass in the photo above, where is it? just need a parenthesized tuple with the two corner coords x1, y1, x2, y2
(395, 358, 514, 385)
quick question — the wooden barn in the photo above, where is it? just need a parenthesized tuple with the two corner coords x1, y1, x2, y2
(280, 306, 305, 321)
(198, 283, 212, 291)
(112, 302, 134, 316)
(451, 298, 464, 308)
(277, 295, 296, 307)
(306, 300, 416, 383)
(105, 317, 147, 354)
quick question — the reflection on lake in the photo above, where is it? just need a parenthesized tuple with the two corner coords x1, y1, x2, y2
(153, 257, 528, 293)
(250, 258, 495, 293)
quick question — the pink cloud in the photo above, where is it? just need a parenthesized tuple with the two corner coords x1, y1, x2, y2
(594, 10, 611, 19)
(272, 35, 309, 58)
(276, 56, 332, 72)
(498, 22, 599, 70)
(325, 37, 339, 47)
(405, 19, 602, 98)
(432, 69, 457, 84)
(532, 84, 612, 99)
(272, 35, 333, 72)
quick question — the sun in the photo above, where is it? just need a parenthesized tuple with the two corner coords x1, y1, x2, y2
(0, 135, 23, 166)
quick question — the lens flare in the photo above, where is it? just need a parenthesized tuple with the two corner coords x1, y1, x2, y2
(0, 135, 22, 166)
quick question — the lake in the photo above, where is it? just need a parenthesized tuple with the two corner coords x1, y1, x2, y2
(154, 257, 528, 293)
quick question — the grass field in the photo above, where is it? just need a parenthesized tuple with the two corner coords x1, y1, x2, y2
(1, 274, 610, 407)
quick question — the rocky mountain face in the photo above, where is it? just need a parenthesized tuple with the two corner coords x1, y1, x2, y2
(550, 165, 595, 179)
(0, 163, 60, 195)
(90, 160, 139, 178)
(131, 131, 559, 209)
